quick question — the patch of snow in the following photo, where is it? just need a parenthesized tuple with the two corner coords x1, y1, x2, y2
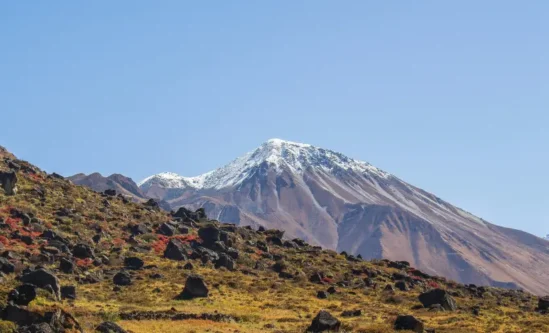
(139, 139, 392, 190)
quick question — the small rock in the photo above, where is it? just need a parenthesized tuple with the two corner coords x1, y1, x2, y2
(124, 257, 144, 270)
(59, 258, 75, 273)
(306, 310, 341, 332)
(157, 223, 176, 237)
(72, 244, 95, 259)
(177, 274, 208, 299)
(341, 309, 361, 317)
(198, 225, 220, 246)
(113, 271, 132, 286)
(163, 239, 188, 261)
(394, 315, 424, 332)
(61, 285, 76, 300)
(95, 321, 127, 333)
(317, 291, 328, 299)
(395, 281, 409, 291)
(419, 289, 457, 311)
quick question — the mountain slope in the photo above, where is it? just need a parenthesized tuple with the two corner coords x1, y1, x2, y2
(4, 145, 549, 332)
(139, 139, 549, 294)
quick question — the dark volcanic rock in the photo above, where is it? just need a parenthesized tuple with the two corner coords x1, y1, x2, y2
(0, 170, 17, 195)
(0, 257, 15, 274)
(59, 258, 75, 273)
(61, 285, 76, 300)
(419, 289, 457, 311)
(8, 284, 37, 306)
(198, 225, 220, 246)
(394, 315, 424, 332)
(395, 281, 409, 291)
(113, 271, 132, 286)
(124, 257, 144, 270)
(18, 322, 55, 333)
(163, 239, 188, 261)
(306, 310, 341, 332)
(130, 224, 150, 236)
(215, 253, 236, 271)
(177, 275, 208, 299)
(537, 296, 549, 312)
(21, 268, 61, 299)
(95, 321, 127, 333)
(317, 291, 328, 299)
(72, 243, 95, 259)
(2, 304, 43, 326)
(157, 223, 176, 237)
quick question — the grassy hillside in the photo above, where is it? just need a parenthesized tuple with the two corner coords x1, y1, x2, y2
(0, 145, 548, 333)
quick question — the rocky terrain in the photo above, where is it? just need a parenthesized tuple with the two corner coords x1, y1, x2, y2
(1, 144, 549, 332)
(133, 139, 549, 295)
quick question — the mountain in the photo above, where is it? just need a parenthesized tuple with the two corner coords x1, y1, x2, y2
(69, 172, 147, 199)
(139, 139, 549, 294)
(1, 144, 548, 333)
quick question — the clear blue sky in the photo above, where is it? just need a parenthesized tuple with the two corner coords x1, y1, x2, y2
(1, 1, 547, 236)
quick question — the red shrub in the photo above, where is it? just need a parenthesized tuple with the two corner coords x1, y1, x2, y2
(4, 217, 20, 229)
(427, 281, 440, 289)
(75, 258, 93, 267)
(112, 238, 126, 246)
(0, 236, 10, 246)
(322, 277, 334, 284)
(172, 234, 198, 243)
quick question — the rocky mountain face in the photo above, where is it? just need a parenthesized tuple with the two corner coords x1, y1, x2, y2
(69, 173, 147, 200)
(137, 139, 549, 294)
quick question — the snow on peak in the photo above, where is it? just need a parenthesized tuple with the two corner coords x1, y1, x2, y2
(139, 139, 391, 190)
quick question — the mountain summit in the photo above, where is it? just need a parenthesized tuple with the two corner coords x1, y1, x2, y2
(139, 139, 390, 191)
(134, 139, 549, 294)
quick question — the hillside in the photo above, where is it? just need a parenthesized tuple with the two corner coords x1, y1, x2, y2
(138, 139, 549, 295)
(1, 144, 549, 333)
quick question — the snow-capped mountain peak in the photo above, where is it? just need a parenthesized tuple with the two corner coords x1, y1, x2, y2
(139, 139, 391, 190)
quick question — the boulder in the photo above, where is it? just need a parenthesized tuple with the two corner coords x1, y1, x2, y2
(44, 309, 82, 332)
(156, 223, 176, 237)
(124, 257, 144, 270)
(215, 253, 235, 271)
(177, 274, 208, 299)
(0, 171, 17, 195)
(21, 268, 61, 299)
(395, 281, 409, 291)
(419, 289, 457, 311)
(198, 225, 220, 246)
(59, 258, 75, 273)
(0, 257, 15, 274)
(18, 323, 54, 333)
(306, 310, 341, 332)
(2, 304, 43, 326)
(129, 224, 150, 236)
(104, 189, 116, 196)
(8, 284, 37, 306)
(113, 271, 132, 286)
(191, 246, 219, 263)
(394, 315, 424, 332)
(72, 244, 95, 259)
(537, 296, 549, 312)
(95, 322, 127, 333)
(61, 285, 76, 300)
(163, 239, 188, 261)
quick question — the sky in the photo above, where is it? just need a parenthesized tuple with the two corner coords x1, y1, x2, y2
(1, 1, 547, 237)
